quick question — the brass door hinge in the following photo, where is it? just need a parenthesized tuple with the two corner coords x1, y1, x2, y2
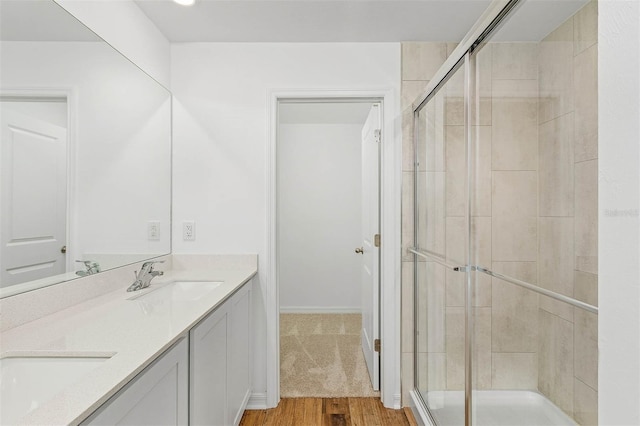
(374, 234, 380, 248)
(374, 339, 381, 353)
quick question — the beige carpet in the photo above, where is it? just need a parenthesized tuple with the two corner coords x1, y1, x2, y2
(280, 313, 380, 398)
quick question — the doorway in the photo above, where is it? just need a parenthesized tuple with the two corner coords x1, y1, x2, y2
(0, 96, 69, 287)
(276, 98, 381, 399)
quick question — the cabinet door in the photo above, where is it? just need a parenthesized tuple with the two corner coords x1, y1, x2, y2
(228, 283, 252, 426)
(190, 303, 229, 426)
(82, 338, 188, 426)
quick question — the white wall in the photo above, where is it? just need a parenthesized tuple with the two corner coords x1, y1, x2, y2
(54, 0, 171, 88)
(1, 41, 171, 261)
(278, 122, 363, 312)
(171, 42, 400, 399)
(599, 1, 640, 424)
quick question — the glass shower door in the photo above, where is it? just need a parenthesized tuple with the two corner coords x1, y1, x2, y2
(414, 59, 469, 426)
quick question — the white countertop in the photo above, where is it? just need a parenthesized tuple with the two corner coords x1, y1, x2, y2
(0, 266, 257, 425)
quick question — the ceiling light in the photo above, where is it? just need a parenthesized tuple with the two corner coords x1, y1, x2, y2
(173, 0, 195, 6)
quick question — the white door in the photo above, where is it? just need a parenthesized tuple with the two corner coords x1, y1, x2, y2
(360, 104, 381, 390)
(1, 107, 68, 287)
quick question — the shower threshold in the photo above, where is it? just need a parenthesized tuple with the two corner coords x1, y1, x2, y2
(425, 390, 577, 426)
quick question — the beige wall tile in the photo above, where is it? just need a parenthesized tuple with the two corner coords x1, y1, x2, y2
(444, 217, 489, 270)
(492, 215, 537, 261)
(402, 80, 430, 172)
(402, 42, 447, 81)
(574, 378, 598, 426)
(415, 262, 447, 354)
(573, 0, 598, 56)
(539, 295, 574, 324)
(538, 17, 574, 123)
(492, 171, 537, 217)
(445, 217, 465, 307)
(539, 113, 575, 216)
(445, 65, 465, 126)
(492, 353, 538, 389)
(473, 307, 492, 389)
(446, 269, 464, 308)
(492, 80, 538, 171)
(574, 44, 598, 162)
(445, 125, 466, 217)
(574, 270, 598, 306)
(492, 42, 538, 80)
(574, 308, 598, 390)
(538, 217, 575, 321)
(402, 171, 414, 261)
(472, 126, 492, 217)
(491, 262, 539, 352)
(402, 352, 414, 405)
(471, 218, 492, 307)
(416, 352, 428, 394)
(538, 217, 575, 293)
(538, 309, 575, 417)
(475, 44, 493, 126)
(428, 352, 447, 392)
(446, 42, 459, 57)
(402, 80, 430, 110)
(575, 160, 598, 274)
(416, 172, 445, 255)
(417, 94, 446, 173)
(402, 261, 414, 354)
(446, 307, 465, 390)
(402, 110, 415, 172)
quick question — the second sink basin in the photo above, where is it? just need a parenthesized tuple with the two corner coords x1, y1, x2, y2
(0, 356, 110, 425)
(133, 281, 223, 303)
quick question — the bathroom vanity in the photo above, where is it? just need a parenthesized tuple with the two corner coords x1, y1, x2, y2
(0, 256, 257, 425)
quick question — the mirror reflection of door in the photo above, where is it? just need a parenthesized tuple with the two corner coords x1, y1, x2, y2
(0, 98, 68, 287)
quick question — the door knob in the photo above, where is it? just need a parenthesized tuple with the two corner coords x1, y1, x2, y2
(60, 245, 67, 254)
(355, 247, 364, 254)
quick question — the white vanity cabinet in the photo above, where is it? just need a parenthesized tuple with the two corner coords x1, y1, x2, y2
(80, 279, 253, 426)
(190, 281, 252, 426)
(82, 338, 189, 426)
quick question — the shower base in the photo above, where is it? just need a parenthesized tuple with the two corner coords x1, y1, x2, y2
(424, 390, 577, 426)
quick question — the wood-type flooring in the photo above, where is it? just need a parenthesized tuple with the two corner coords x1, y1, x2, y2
(239, 397, 418, 426)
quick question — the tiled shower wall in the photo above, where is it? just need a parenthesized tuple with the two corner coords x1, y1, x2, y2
(400, 2, 598, 424)
(536, 1, 598, 424)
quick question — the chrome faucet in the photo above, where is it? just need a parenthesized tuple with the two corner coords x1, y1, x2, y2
(76, 260, 101, 276)
(127, 260, 164, 292)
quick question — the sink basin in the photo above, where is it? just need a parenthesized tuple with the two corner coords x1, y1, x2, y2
(0, 356, 109, 424)
(133, 281, 223, 303)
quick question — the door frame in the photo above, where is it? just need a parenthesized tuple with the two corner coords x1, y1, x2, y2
(0, 88, 77, 273)
(266, 89, 401, 409)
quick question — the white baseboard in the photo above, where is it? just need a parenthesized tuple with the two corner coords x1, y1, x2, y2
(392, 393, 402, 409)
(246, 392, 268, 410)
(279, 306, 361, 314)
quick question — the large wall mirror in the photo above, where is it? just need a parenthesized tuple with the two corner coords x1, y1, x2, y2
(0, 0, 172, 298)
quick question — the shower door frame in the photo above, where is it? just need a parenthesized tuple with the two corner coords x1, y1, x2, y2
(409, 0, 600, 424)
(408, 2, 524, 423)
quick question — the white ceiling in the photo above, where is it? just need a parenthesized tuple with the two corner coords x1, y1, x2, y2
(134, 0, 589, 43)
(0, 0, 100, 42)
(134, 0, 492, 43)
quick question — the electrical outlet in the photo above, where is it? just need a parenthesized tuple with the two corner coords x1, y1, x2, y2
(148, 221, 160, 241)
(183, 221, 196, 241)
